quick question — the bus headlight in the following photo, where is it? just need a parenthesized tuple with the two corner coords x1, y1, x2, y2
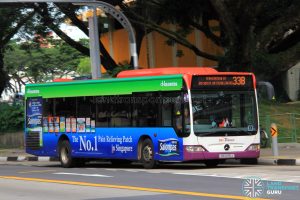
(246, 144, 260, 151)
(185, 145, 206, 152)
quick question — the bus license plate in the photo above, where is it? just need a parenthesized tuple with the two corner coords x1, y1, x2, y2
(219, 154, 235, 158)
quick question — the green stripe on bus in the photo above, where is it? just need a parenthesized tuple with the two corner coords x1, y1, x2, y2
(25, 75, 183, 99)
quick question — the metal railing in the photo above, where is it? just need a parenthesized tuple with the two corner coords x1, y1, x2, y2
(260, 113, 300, 143)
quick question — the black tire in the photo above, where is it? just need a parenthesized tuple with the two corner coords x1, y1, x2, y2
(204, 159, 220, 168)
(240, 158, 258, 165)
(141, 138, 156, 169)
(59, 140, 75, 168)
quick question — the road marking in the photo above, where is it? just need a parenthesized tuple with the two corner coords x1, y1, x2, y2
(172, 172, 300, 183)
(122, 169, 140, 172)
(18, 170, 57, 174)
(53, 172, 113, 178)
(0, 176, 270, 200)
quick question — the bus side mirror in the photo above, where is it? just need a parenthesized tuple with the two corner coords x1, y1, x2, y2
(257, 81, 275, 100)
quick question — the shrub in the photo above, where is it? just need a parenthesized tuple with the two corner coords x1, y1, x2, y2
(0, 103, 24, 133)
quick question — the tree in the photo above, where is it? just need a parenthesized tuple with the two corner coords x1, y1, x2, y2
(33, 2, 119, 71)
(0, 2, 123, 97)
(209, 0, 300, 78)
(4, 39, 87, 93)
(120, 0, 299, 79)
(0, 5, 36, 97)
(77, 57, 91, 76)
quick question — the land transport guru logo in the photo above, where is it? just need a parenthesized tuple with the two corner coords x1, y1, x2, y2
(242, 176, 264, 198)
(242, 176, 299, 198)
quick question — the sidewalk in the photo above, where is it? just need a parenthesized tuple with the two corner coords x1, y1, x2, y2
(258, 143, 300, 165)
(0, 143, 299, 165)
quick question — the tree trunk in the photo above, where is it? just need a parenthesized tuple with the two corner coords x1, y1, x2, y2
(0, 50, 9, 98)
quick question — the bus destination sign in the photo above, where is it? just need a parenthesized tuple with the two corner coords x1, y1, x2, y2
(192, 75, 253, 89)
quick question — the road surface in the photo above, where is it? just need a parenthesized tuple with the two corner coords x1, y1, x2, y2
(0, 161, 299, 200)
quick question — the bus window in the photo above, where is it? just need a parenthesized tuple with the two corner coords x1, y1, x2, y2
(77, 97, 94, 118)
(133, 92, 159, 127)
(111, 95, 131, 127)
(162, 103, 172, 126)
(96, 96, 110, 127)
(43, 98, 54, 116)
(55, 97, 76, 117)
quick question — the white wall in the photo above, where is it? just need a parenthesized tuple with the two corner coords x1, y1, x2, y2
(283, 62, 300, 101)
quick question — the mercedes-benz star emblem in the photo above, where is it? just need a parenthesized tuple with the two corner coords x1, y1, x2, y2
(224, 144, 230, 151)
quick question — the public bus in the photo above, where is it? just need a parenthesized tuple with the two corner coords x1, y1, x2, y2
(25, 67, 260, 168)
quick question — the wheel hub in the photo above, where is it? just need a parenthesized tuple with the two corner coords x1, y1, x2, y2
(61, 147, 68, 164)
(143, 145, 152, 162)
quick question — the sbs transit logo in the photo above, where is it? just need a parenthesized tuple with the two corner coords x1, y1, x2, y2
(160, 81, 178, 87)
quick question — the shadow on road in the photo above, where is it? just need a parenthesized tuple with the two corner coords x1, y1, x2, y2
(36, 161, 253, 170)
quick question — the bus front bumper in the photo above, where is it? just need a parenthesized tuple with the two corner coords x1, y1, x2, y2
(183, 147, 260, 161)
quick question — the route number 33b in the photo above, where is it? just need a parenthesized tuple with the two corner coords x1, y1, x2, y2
(233, 76, 246, 85)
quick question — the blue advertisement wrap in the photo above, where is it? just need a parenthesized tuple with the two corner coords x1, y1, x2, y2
(27, 128, 183, 161)
(26, 98, 43, 129)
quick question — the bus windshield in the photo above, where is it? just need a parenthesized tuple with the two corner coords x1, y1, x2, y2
(191, 90, 257, 136)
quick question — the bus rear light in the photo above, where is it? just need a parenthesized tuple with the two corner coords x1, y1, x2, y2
(185, 145, 206, 152)
(246, 144, 260, 151)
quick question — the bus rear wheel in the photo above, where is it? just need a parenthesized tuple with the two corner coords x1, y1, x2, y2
(141, 139, 156, 169)
(59, 140, 75, 168)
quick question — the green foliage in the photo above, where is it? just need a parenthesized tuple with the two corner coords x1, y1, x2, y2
(4, 40, 86, 83)
(77, 57, 91, 76)
(251, 43, 300, 80)
(0, 103, 24, 133)
(107, 63, 133, 77)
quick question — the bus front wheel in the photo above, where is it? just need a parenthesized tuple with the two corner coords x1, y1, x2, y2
(141, 139, 156, 169)
(59, 140, 75, 168)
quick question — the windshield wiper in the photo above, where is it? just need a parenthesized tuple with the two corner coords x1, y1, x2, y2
(230, 128, 255, 135)
(197, 131, 217, 136)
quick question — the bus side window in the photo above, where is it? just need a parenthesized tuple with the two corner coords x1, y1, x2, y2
(110, 95, 131, 127)
(43, 98, 54, 116)
(162, 103, 172, 126)
(55, 97, 76, 117)
(96, 96, 110, 127)
(77, 97, 94, 117)
(132, 92, 158, 127)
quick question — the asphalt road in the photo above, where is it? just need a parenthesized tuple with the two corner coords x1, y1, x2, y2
(0, 161, 299, 200)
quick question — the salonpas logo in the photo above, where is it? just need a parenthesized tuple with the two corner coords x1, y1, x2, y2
(27, 89, 40, 94)
(160, 81, 178, 87)
(158, 138, 179, 156)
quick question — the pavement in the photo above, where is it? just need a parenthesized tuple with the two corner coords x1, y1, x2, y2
(0, 143, 299, 165)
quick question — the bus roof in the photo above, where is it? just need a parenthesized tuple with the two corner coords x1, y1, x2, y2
(117, 67, 255, 89)
(25, 74, 183, 99)
(25, 67, 255, 99)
